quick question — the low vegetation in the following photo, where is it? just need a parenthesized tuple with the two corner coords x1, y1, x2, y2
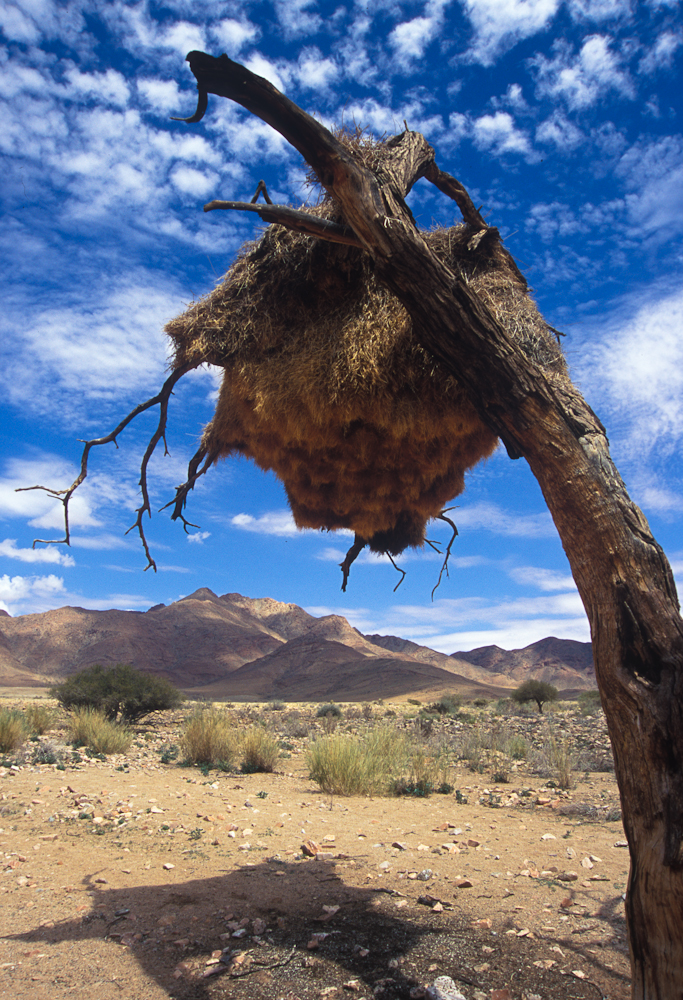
(68, 707, 133, 755)
(511, 679, 559, 713)
(181, 707, 237, 768)
(51, 663, 184, 723)
(0, 708, 29, 752)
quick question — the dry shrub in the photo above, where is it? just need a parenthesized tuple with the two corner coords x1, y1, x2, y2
(0, 708, 29, 753)
(307, 725, 410, 796)
(240, 727, 280, 773)
(24, 703, 57, 735)
(166, 132, 565, 557)
(181, 708, 237, 767)
(68, 708, 132, 755)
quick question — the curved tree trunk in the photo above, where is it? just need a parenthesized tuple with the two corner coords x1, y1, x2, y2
(179, 52, 683, 997)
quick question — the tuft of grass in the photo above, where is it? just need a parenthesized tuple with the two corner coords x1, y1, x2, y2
(307, 725, 410, 796)
(507, 734, 529, 760)
(24, 704, 57, 734)
(240, 727, 280, 773)
(0, 708, 29, 752)
(68, 708, 132, 755)
(532, 727, 575, 789)
(181, 708, 237, 768)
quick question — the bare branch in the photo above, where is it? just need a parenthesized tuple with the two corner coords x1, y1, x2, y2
(17, 362, 198, 567)
(160, 443, 216, 531)
(203, 199, 363, 248)
(250, 179, 273, 205)
(340, 534, 367, 592)
(431, 510, 459, 601)
(170, 88, 207, 123)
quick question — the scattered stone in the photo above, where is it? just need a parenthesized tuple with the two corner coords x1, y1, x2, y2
(540, 833, 556, 841)
(572, 970, 587, 979)
(163, 863, 175, 870)
(343, 981, 361, 992)
(614, 840, 628, 848)
(454, 878, 473, 889)
(557, 871, 578, 881)
(581, 857, 594, 869)
(426, 975, 468, 1000)
(392, 841, 408, 850)
(417, 869, 433, 881)
(302, 839, 321, 857)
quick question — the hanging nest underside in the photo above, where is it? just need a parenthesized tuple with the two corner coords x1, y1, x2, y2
(166, 178, 565, 557)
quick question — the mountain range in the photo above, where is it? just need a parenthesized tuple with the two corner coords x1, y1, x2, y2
(0, 588, 595, 701)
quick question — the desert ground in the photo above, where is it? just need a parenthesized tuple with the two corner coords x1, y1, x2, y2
(0, 695, 631, 1000)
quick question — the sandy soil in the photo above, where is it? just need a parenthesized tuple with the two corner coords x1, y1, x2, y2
(0, 706, 631, 1000)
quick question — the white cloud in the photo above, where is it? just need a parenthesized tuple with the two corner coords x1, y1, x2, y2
(230, 510, 303, 537)
(160, 20, 207, 58)
(462, 0, 561, 66)
(389, 1, 450, 65)
(211, 18, 259, 55)
(295, 48, 340, 90)
(0, 572, 67, 616)
(0, 538, 75, 566)
(508, 566, 577, 591)
(526, 201, 585, 241)
(0, 456, 101, 530)
(170, 165, 219, 197)
(187, 530, 211, 544)
(136, 77, 183, 114)
(316, 591, 589, 651)
(456, 502, 556, 537)
(567, 0, 633, 21)
(471, 111, 536, 159)
(617, 136, 683, 237)
(531, 35, 635, 109)
(535, 111, 583, 150)
(577, 286, 683, 458)
(274, 0, 322, 40)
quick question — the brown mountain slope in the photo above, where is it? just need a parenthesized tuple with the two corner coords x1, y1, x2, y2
(451, 636, 595, 690)
(221, 633, 504, 702)
(0, 589, 595, 698)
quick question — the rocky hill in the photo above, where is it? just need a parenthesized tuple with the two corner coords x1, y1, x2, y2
(0, 588, 594, 699)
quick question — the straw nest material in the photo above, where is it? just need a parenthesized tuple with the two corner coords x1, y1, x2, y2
(166, 137, 565, 557)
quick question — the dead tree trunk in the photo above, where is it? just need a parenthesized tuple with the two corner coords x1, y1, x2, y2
(179, 52, 683, 998)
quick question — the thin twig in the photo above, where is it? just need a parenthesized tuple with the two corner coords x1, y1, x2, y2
(340, 534, 367, 591)
(16, 362, 197, 569)
(387, 553, 406, 591)
(431, 510, 459, 600)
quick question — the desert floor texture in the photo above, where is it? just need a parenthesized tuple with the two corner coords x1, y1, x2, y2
(0, 700, 631, 1000)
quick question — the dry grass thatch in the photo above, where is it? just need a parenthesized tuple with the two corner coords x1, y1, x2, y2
(166, 134, 566, 556)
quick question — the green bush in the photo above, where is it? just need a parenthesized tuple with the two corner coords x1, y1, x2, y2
(240, 727, 280, 773)
(24, 703, 57, 734)
(0, 708, 29, 752)
(51, 663, 184, 723)
(68, 708, 132, 755)
(429, 693, 462, 715)
(316, 702, 343, 718)
(511, 679, 558, 713)
(181, 708, 237, 768)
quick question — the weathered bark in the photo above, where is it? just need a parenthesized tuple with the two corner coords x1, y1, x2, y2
(179, 52, 683, 997)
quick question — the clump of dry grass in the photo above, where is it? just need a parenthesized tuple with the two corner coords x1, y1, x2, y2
(24, 703, 57, 735)
(0, 708, 29, 753)
(68, 708, 132, 755)
(239, 726, 280, 773)
(181, 708, 237, 768)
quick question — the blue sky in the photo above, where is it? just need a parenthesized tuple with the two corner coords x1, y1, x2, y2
(1, 0, 682, 653)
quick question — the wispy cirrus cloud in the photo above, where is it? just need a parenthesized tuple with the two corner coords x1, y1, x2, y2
(230, 510, 305, 537)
